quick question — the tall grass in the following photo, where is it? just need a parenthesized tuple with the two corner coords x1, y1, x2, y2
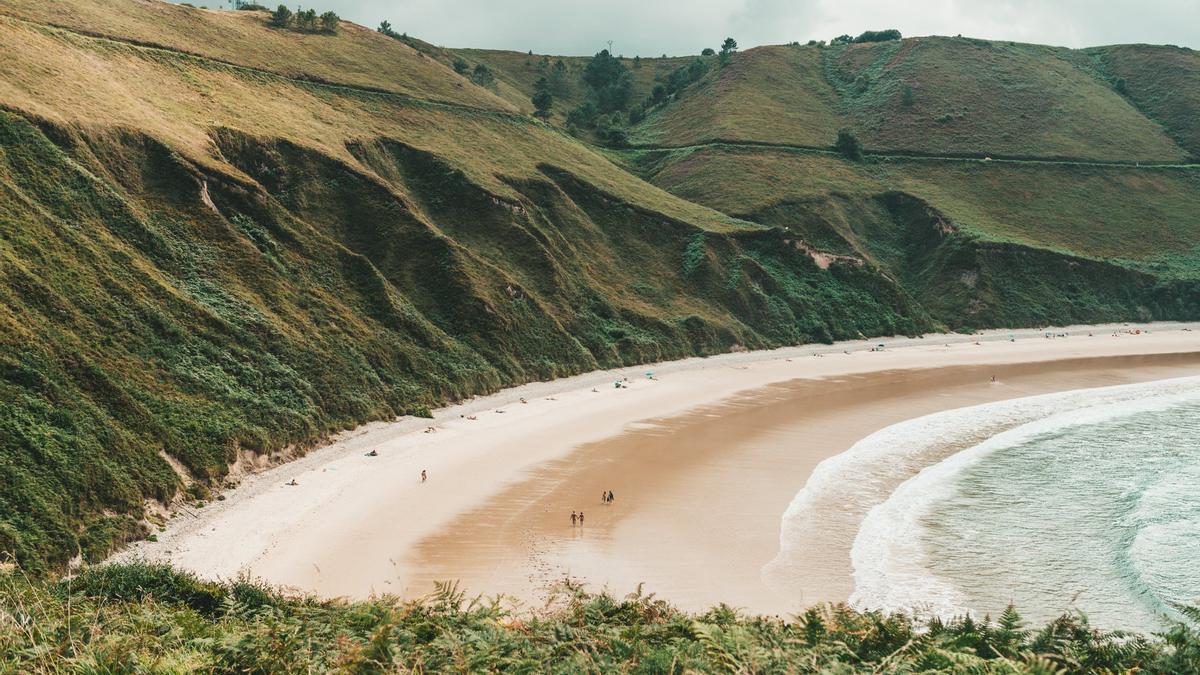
(1, 562, 1198, 672)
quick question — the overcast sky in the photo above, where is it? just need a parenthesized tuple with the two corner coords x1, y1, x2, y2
(227, 0, 1200, 55)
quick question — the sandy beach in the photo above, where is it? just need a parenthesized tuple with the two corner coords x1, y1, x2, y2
(117, 323, 1200, 614)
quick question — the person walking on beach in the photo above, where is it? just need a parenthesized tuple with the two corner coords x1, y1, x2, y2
(578, 511, 585, 526)
(571, 511, 577, 527)
(607, 490, 614, 504)
(420, 469, 427, 483)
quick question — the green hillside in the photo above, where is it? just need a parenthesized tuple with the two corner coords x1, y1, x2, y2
(1089, 44, 1200, 158)
(0, 8, 925, 570)
(0, 0, 1197, 576)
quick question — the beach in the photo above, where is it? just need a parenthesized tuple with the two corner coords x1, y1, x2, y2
(117, 323, 1200, 614)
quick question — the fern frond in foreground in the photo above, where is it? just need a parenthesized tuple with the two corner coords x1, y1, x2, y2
(1, 563, 1198, 673)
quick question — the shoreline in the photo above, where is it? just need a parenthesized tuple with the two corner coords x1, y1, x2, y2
(115, 322, 1200, 610)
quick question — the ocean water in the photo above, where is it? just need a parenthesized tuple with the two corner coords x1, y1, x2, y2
(766, 376, 1200, 632)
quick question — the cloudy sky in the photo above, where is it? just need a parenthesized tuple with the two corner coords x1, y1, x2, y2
(232, 0, 1200, 55)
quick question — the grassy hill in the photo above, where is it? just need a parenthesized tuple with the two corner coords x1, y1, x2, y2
(0, 6, 927, 571)
(1089, 44, 1200, 158)
(0, 0, 1197, 578)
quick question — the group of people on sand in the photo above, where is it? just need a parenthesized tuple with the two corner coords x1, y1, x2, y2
(569, 490, 616, 527)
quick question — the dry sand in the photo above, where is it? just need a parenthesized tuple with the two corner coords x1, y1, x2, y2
(117, 323, 1200, 614)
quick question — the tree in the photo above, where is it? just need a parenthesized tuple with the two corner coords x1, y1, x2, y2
(319, 11, 339, 33)
(470, 63, 495, 88)
(834, 128, 864, 161)
(269, 4, 291, 27)
(721, 37, 738, 54)
(701, 47, 715, 56)
(377, 20, 399, 38)
(548, 59, 569, 95)
(452, 58, 469, 75)
(531, 78, 553, 119)
(853, 29, 902, 43)
(296, 8, 317, 31)
(582, 49, 633, 113)
(831, 34, 852, 45)
(566, 101, 598, 129)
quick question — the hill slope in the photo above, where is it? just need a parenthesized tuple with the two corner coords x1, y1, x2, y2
(0, 2, 1197, 571)
(0, 7, 925, 570)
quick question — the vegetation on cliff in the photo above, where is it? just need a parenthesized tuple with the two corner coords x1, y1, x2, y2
(0, 0, 1196, 573)
(3, 563, 1200, 673)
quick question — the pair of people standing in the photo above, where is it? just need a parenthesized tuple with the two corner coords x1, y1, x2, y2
(570, 510, 585, 527)
(601, 490, 614, 504)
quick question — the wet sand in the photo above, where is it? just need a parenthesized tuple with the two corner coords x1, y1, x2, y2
(407, 353, 1200, 614)
(115, 324, 1200, 613)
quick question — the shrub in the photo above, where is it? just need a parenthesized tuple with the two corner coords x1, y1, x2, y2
(854, 29, 902, 43)
(377, 20, 399, 39)
(319, 11, 339, 33)
(268, 4, 291, 27)
(834, 128, 864, 161)
(470, 64, 495, 88)
(701, 47, 715, 56)
(452, 58, 469, 75)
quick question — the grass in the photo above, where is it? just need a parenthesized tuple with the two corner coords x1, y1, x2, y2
(0, 0, 510, 110)
(0, 0, 1197, 579)
(455, 48, 696, 121)
(1089, 44, 1200, 158)
(3, 562, 1200, 673)
(632, 45, 843, 147)
(0, 9, 935, 570)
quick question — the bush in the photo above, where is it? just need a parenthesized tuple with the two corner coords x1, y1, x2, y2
(268, 4, 291, 27)
(65, 563, 227, 616)
(470, 64, 495, 88)
(854, 29, 902, 43)
(701, 47, 715, 56)
(834, 128, 864, 161)
(452, 58, 469, 75)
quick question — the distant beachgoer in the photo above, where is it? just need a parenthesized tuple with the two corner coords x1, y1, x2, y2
(421, 470, 427, 483)
(991, 375, 996, 383)
(607, 490, 614, 503)
(285, 479, 299, 486)
(366, 449, 378, 457)
(579, 511, 585, 526)
(520, 397, 528, 404)
(602, 491, 607, 504)
(571, 511, 577, 527)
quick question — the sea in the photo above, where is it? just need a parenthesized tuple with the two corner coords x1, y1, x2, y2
(766, 376, 1200, 632)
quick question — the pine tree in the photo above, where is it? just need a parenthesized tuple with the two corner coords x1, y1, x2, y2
(531, 78, 553, 119)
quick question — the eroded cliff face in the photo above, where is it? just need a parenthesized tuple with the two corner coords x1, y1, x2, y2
(0, 109, 926, 569)
(1, 1, 1197, 570)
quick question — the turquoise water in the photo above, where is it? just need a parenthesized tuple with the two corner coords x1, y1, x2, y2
(846, 377, 1200, 632)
